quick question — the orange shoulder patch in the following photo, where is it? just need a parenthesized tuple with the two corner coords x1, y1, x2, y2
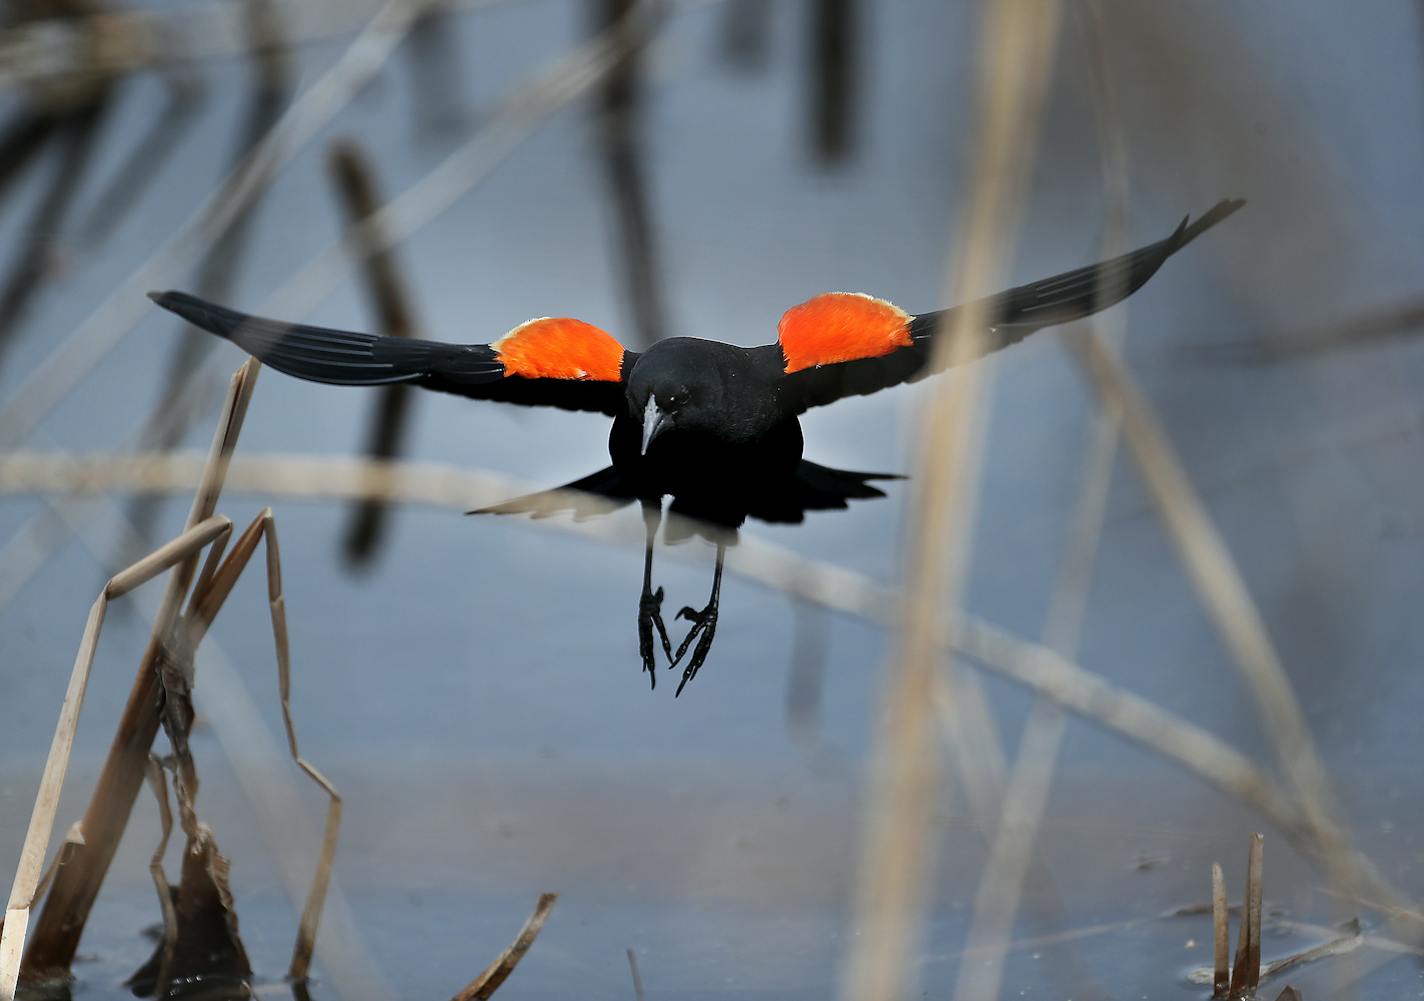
(493, 317, 625, 381)
(777, 293, 911, 374)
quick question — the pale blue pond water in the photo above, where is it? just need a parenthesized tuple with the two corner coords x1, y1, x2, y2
(2, 1, 1423, 997)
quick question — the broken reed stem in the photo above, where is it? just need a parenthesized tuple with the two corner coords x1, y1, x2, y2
(848, 3, 1061, 999)
(1227, 834, 1264, 998)
(1212, 862, 1229, 998)
(451, 893, 558, 1001)
(626, 947, 646, 1001)
(0, 515, 231, 999)
(21, 360, 258, 980)
(1247, 833, 1264, 994)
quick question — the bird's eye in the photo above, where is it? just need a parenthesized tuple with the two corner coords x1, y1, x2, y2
(658, 391, 687, 411)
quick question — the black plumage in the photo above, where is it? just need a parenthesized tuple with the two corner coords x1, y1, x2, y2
(150, 199, 1241, 693)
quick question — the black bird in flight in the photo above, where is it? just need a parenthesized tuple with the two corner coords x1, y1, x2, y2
(151, 199, 1241, 694)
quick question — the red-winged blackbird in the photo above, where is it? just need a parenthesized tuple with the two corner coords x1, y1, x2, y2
(150, 199, 1241, 693)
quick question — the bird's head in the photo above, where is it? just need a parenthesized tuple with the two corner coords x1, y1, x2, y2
(626, 340, 729, 455)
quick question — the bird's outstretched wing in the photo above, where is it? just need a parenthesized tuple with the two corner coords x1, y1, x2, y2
(149, 291, 635, 415)
(772, 199, 1243, 412)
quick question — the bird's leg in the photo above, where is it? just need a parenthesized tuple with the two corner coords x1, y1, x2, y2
(638, 501, 674, 686)
(671, 542, 724, 695)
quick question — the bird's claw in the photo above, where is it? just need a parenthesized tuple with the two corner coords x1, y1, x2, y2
(638, 586, 673, 686)
(669, 598, 718, 691)
(673, 603, 718, 697)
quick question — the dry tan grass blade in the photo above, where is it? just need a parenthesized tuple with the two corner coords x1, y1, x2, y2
(1067, 328, 1394, 911)
(0, 514, 230, 1000)
(451, 893, 558, 1001)
(950, 7, 1131, 993)
(846, 2, 1062, 998)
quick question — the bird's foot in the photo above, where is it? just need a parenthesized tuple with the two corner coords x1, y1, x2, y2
(638, 586, 673, 686)
(676, 604, 711, 626)
(671, 600, 719, 696)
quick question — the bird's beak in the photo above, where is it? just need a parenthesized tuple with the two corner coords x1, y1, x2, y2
(641, 397, 670, 456)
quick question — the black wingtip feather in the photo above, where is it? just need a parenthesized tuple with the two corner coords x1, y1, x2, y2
(1180, 198, 1245, 247)
(150, 289, 248, 341)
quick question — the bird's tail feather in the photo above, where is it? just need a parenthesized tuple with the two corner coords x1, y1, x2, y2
(741, 459, 903, 526)
(468, 466, 638, 521)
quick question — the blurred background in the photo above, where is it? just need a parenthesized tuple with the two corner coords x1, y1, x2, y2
(1, 0, 1422, 998)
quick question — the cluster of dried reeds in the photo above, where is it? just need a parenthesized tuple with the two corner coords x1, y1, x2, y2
(0, 359, 560, 1001)
(0, 361, 348, 999)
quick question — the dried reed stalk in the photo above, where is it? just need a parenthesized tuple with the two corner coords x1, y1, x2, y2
(1225, 833, 1264, 999)
(20, 359, 258, 980)
(1212, 862, 1229, 998)
(0, 514, 231, 999)
(1067, 328, 1377, 901)
(451, 893, 557, 1001)
(159, 500, 344, 984)
(950, 7, 1130, 997)
(11, 370, 370, 994)
(248, 512, 344, 981)
(845, 2, 1060, 999)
